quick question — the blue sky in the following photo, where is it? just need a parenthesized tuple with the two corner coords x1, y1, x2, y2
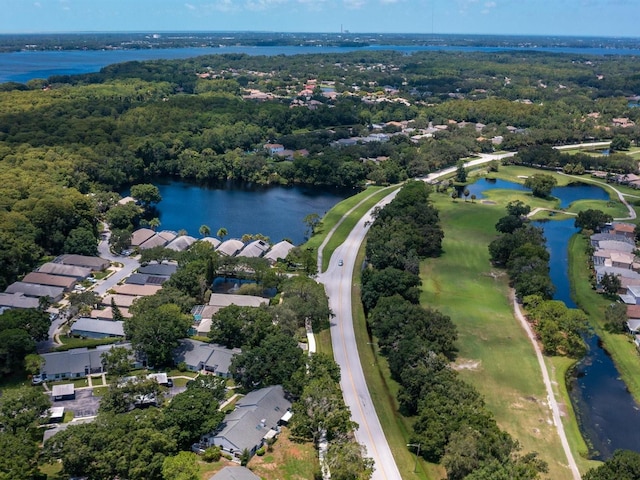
(0, 0, 638, 37)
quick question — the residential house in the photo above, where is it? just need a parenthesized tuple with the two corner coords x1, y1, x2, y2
(139, 230, 177, 250)
(208, 467, 260, 480)
(173, 339, 240, 378)
(590, 233, 634, 248)
(596, 266, 640, 291)
(238, 240, 269, 258)
(201, 385, 292, 460)
(130, 228, 156, 247)
(603, 222, 636, 240)
(40, 344, 136, 380)
(57, 254, 109, 271)
(22, 272, 76, 291)
(101, 294, 140, 308)
(5, 282, 65, 302)
(209, 293, 268, 309)
(264, 143, 285, 155)
(595, 250, 636, 269)
(217, 239, 245, 257)
(91, 306, 132, 320)
(166, 235, 196, 251)
(264, 240, 295, 264)
(38, 263, 92, 280)
(596, 240, 635, 254)
(70, 318, 125, 339)
(201, 237, 222, 249)
(112, 284, 162, 297)
(125, 273, 168, 286)
(0, 292, 39, 309)
(138, 263, 178, 276)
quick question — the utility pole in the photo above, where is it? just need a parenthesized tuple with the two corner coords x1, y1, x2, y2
(407, 443, 421, 473)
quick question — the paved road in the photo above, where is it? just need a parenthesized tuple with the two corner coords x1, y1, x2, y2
(94, 226, 140, 296)
(317, 189, 401, 480)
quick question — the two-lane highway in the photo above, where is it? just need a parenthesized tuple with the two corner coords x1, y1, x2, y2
(317, 189, 401, 480)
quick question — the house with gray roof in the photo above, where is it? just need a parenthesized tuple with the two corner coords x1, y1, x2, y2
(217, 239, 245, 257)
(5, 282, 65, 302)
(38, 263, 92, 279)
(139, 234, 170, 250)
(0, 292, 39, 309)
(166, 235, 197, 251)
(57, 254, 110, 271)
(101, 294, 140, 308)
(138, 263, 178, 276)
(70, 318, 125, 339)
(209, 293, 268, 308)
(202, 385, 292, 459)
(209, 467, 260, 480)
(130, 228, 156, 247)
(125, 273, 168, 286)
(174, 339, 240, 378)
(40, 343, 134, 380)
(264, 240, 295, 264)
(590, 233, 635, 248)
(201, 237, 221, 248)
(237, 240, 269, 258)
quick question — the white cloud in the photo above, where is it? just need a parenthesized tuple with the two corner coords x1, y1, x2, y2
(482, 0, 497, 14)
(185, 2, 196, 10)
(343, 0, 365, 9)
(34, 1, 42, 7)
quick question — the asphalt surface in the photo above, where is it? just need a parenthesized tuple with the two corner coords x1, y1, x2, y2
(318, 189, 401, 480)
(94, 226, 140, 296)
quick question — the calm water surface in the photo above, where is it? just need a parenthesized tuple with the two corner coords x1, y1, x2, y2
(470, 177, 640, 459)
(128, 179, 352, 246)
(3, 44, 640, 83)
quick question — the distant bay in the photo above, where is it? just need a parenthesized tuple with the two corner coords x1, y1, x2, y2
(2, 43, 640, 84)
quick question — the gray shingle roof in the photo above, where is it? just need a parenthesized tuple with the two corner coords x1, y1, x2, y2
(56, 254, 110, 270)
(209, 467, 260, 480)
(237, 240, 269, 258)
(209, 385, 291, 453)
(0, 293, 39, 309)
(216, 239, 244, 257)
(137, 263, 178, 276)
(41, 343, 132, 378)
(71, 318, 125, 337)
(5, 282, 65, 301)
(208, 294, 268, 308)
(264, 240, 295, 263)
(174, 339, 240, 375)
(38, 263, 92, 279)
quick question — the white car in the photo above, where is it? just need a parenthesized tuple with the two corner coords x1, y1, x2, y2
(338, 259, 343, 266)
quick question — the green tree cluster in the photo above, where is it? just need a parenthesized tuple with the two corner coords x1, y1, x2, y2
(0, 308, 49, 377)
(523, 296, 588, 357)
(366, 181, 443, 272)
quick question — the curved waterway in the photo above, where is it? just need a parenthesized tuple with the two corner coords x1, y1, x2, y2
(471, 177, 640, 460)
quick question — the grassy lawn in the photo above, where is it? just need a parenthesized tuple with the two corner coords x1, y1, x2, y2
(47, 377, 91, 389)
(56, 336, 122, 351)
(417, 190, 581, 479)
(569, 234, 640, 401)
(91, 386, 108, 396)
(302, 185, 397, 272)
(247, 429, 319, 480)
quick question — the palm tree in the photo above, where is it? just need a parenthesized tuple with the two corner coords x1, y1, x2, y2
(217, 227, 228, 240)
(148, 217, 161, 231)
(199, 224, 211, 237)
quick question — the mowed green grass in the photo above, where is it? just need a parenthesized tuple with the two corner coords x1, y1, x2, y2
(303, 184, 398, 272)
(420, 191, 578, 480)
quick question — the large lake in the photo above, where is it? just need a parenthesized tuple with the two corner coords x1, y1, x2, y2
(471, 177, 640, 459)
(127, 180, 353, 245)
(3, 44, 640, 83)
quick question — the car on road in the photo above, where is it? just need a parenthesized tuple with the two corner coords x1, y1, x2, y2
(338, 259, 343, 266)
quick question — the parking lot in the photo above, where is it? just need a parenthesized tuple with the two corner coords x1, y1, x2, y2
(50, 389, 101, 418)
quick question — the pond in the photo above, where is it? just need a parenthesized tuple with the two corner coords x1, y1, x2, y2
(468, 177, 640, 460)
(125, 179, 353, 246)
(461, 178, 610, 208)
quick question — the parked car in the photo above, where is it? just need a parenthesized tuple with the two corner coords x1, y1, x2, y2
(338, 259, 343, 266)
(166, 378, 174, 388)
(31, 375, 43, 385)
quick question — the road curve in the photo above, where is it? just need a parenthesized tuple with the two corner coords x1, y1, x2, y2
(317, 188, 401, 480)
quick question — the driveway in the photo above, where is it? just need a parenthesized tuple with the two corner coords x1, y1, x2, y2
(93, 225, 140, 296)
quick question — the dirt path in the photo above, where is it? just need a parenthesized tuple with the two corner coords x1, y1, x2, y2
(511, 291, 582, 480)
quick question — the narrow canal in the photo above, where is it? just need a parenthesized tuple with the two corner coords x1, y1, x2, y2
(469, 178, 640, 460)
